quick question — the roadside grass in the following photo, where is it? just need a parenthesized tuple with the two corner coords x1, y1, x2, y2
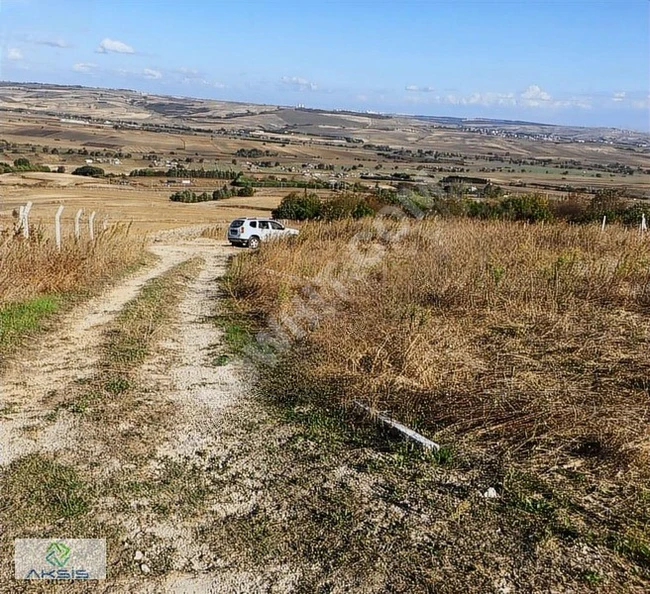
(1, 453, 92, 529)
(199, 223, 226, 240)
(0, 258, 203, 584)
(0, 295, 59, 350)
(0, 224, 147, 363)
(210, 276, 256, 365)
(222, 217, 650, 588)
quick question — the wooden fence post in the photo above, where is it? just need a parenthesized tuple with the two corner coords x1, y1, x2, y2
(89, 211, 96, 241)
(74, 209, 83, 240)
(55, 205, 64, 250)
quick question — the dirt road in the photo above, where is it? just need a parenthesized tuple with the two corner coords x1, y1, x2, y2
(0, 231, 291, 591)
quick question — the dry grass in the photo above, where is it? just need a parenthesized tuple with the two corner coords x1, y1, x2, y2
(0, 224, 145, 305)
(200, 223, 227, 239)
(228, 217, 650, 576)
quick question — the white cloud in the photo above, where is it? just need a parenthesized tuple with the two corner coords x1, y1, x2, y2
(176, 67, 201, 78)
(520, 84, 552, 107)
(143, 68, 162, 80)
(7, 47, 23, 60)
(280, 76, 318, 91)
(73, 62, 97, 73)
(405, 85, 435, 92)
(96, 38, 134, 54)
(612, 91, 626, 103)
(403, 85, 595, 111)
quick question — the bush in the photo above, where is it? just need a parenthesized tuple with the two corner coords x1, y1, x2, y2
(619, 203, 650, 226)
(72, 165, 105, 177)
(499, 194, 553, 222)
(272, 192, 322, 220)
(586, 188, 629, 223)
(321, 194, 375, 221)
(237, 185, 255, 197)
(549, 194, 590, 222)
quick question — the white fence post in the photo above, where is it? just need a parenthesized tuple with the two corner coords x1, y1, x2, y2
(102, 216, 109, 231)
(22, 201, 32, 239)
(89, 211, 96, 241)
(74, 209, 83, 240)
(55, 205, 64, 250)
(641, 213, 647, 234)
(17, 205, 25, 234)
(601, 215, 606, 231)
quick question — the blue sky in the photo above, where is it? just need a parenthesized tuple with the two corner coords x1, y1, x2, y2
(0, 0, 648, 131)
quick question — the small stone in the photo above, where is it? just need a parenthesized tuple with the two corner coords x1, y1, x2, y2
(483, 487, 499, 499)
(140, 563, 150, 574)
(134, 550, 144, 561)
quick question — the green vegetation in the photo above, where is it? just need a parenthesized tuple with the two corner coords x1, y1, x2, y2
(391, 187, 650, 226)
(169, 185, 255, 202)
(1, 453, 92, 528)
(232, 175, 329, 189)
(0, 158, 51, 174)
(0, 295, 59, 350)
(72, 165, 105, 177)
(272, 191, 376, 220)
(129, 167, 236, 179)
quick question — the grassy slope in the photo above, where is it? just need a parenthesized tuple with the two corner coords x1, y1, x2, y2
(223, 218, 650, 591)
(0, 226, 147, 363)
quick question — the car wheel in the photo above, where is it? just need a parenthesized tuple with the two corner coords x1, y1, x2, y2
(248, 236, 260, 249)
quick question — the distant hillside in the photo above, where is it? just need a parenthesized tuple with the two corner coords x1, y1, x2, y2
(1, 81, 648, 148)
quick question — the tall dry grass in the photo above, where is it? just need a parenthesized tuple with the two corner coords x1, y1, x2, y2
(0, 223, 146, 305)
(229, 218, 650, 483)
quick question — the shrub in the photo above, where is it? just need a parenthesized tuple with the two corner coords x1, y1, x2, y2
(272, 192, 322, 220)
(587, 188, 628, 222)
(72, 165, 105, 177)
(499, 194, 553, 222)
(321, 194, 375, 221)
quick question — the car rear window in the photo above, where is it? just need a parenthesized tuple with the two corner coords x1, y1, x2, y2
(230, 219, 245, 228)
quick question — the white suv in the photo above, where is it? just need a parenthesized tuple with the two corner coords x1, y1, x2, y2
(227, 217, 299, 248)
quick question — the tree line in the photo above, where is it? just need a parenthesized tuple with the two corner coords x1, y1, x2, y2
(129, 168, 237, 179)
(169, 185, 255, 203)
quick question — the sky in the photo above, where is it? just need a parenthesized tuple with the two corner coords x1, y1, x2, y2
(0, 0, 648, 131)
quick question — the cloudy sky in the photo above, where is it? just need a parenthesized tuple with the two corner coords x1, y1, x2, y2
(0, 0, 648, 131)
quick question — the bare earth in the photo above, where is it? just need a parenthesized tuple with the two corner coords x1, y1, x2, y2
(0, 230, 288, 591)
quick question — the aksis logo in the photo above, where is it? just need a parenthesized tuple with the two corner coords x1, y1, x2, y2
(25, 541, 89, 580)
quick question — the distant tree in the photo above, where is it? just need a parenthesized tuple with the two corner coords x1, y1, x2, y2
(272, 192, 322, 220)
(57, 166, 66, 173)
(237, 185, 255, 197)
(72, 165, 105, 177)
(13, 158, 30, 168)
